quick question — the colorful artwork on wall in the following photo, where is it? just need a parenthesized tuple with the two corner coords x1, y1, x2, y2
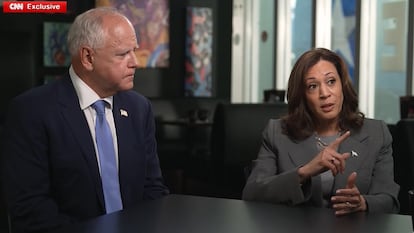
(96, 0, 170, 68)
(43, 22, 71, 67)
(184, 6, 213, 97)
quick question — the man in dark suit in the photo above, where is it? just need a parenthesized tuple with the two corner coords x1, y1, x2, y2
(1, 7, 169, 233)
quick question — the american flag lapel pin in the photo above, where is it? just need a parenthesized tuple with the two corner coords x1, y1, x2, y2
(120, 109, 128, 117)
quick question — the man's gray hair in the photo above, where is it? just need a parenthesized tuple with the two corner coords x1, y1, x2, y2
(67, 7, 130, 56)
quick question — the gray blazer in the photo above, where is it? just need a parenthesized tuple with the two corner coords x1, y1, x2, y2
(242, 118, 400, 213)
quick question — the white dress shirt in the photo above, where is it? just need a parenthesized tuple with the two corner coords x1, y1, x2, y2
(69, 66, 119, 171)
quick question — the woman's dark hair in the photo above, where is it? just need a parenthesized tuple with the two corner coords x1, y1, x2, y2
(281, 48, 364, 140)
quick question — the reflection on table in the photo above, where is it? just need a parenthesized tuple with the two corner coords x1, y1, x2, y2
(52, 194, 412, 233)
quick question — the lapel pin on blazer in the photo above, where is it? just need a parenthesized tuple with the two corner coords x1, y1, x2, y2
(351, 150, 358, 157)
(120, 109, 128, 117)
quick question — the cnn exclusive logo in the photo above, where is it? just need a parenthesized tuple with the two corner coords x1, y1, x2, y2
(3, 1, 67, 13)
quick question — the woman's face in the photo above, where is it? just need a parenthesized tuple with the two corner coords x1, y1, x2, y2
(304, 60, 343, 125)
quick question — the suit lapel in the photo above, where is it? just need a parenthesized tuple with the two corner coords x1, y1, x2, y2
(112, 94, 130, 164)
(333, 129, 369, 188)
(287, 136, 319, 167)
(287, 130, 368, 170)
(112, 94, 151, 206)
(112, 94, 134, 203)
(339, 129, 368, 168)
(57, 77, 105, 208)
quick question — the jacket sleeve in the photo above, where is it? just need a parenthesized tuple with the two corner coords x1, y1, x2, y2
(363, 120, 400, 213)
(242, 120, 311, 205)
(142, 99, 169, 200)
(1, 98, 74, 233)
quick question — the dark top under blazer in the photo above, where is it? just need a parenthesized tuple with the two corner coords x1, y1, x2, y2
(1, 76, 169, 233)
(242, 118, 399, 213)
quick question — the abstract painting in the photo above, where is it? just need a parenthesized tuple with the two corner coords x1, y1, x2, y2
(184, 7, 213, 97)
(96, 0, 170, 68)
(43, 22, 71, 67)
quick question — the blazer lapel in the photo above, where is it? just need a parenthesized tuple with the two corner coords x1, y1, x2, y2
(333, 129, 369, 188)
(287, 136, 320, 167)
(57, 76, 105, 207)
(339, 130, 368, 169)
(112, 94, 131, 165)
(287, 131, 368, 171)
(112, 94, 135, 203)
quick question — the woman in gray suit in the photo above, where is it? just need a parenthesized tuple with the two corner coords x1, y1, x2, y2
(242, 48, 399, 215)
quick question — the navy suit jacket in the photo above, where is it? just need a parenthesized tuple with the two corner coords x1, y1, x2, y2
(1, 76, 169, 233)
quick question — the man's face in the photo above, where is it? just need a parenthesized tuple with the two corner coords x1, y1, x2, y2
(89, 16, 139, 97)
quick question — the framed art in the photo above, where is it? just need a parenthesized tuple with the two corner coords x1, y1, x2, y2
(43, 21, 71, 67)
(95, 0, 170, 68)
(184, 6, 213, 97)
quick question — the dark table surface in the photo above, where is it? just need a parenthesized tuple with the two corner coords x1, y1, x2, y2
(53, 194, 412, 233)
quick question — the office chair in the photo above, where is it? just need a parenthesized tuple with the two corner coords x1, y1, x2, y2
(209, 102, 288, 199)
(392, 119, 414, 215)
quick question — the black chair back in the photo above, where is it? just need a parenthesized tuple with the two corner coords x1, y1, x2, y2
(392, 119, 414, 214)
(210, 102, 288, 198)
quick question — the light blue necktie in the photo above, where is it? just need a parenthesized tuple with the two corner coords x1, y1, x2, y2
(92, 100, 123, 213)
